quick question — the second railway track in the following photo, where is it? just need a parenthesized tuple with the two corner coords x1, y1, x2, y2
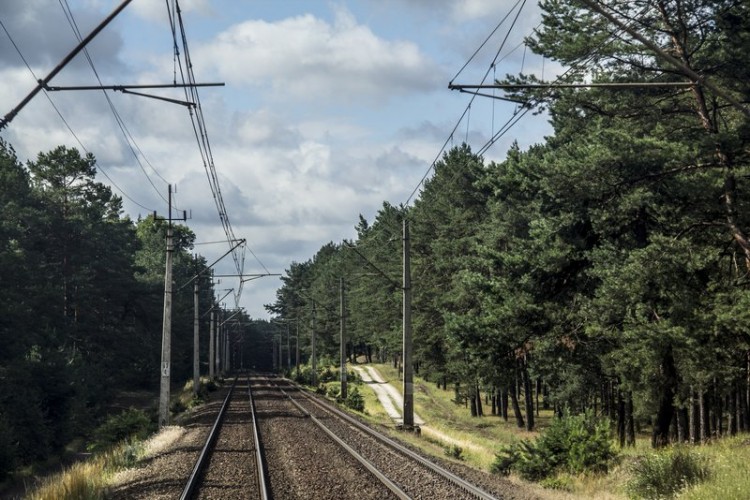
(255, 375, 499, 500)
(182, 376, 268, 499)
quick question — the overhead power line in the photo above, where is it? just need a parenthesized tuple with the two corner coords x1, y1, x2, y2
(0, 0, 133, 130)
(169, 0, 272, 304)
(0, 10, 155, 212)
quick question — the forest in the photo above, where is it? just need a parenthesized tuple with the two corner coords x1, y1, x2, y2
(268, 0, 750, 450)
(0, 142, 275, 480)
(1, 0, 749, 486)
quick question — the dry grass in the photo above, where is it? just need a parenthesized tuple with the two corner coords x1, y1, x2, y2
(26, 460, 104, 500)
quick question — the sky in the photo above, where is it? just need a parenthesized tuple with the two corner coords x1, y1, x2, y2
(0, 0, 555, 319)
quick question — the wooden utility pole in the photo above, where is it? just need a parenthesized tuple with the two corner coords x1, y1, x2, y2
(402, 218, 414, 428)
(340, 277, 347, 399)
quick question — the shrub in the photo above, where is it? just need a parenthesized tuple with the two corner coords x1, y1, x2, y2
(104, 440, 145, 469)
(89, 408, 155, 452)
(491, 412, 616, 481)
(627, 447, 711, 499)
(444, 444, 465, 461)
(320, 366, 337, 383)
(345, 387, 365, 412)
(326, 382, 342, 399)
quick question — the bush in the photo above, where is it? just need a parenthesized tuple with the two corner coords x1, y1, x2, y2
(444, 444, 464, 461)
(326, 382, 342, 399)
(627, 447, 711, 499)
(89, 408, 156, 452)
(491, 412, 616, 481)
(320, 366, 337, 383)
(345, 387, 365, 412)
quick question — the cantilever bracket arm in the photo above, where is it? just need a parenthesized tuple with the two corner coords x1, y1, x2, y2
(43, 82, 225, 91)
(42, 82, 225, 108)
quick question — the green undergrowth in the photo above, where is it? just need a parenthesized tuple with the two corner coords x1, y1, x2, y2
(23, 376, 224, 500)
(355, 363, 750, 499)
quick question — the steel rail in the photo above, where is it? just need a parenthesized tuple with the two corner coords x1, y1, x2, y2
(247, 377, 270, 500)
(286, 379, 498, 500)
(179, 377, 236, 500)
(260, 377, 409, 500)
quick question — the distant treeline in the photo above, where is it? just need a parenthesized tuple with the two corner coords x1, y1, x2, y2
(268, 0, 750, 449)
(0, 142, 272, 480)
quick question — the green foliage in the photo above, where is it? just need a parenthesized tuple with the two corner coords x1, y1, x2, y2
(627, 447, 711, 499)
(104, 440, 145, 469)
(491, 413, 616, 481)
(539, 475, 574, 491)
(326, 382, 342, 399)
(89, 408, 155, 452)
(444, 444, 465, 461)
(344, 387, 365, 412)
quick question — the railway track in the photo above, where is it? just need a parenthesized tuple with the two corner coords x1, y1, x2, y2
(181, 376, 269, 499)
(252, 375, 498, 499)
(111, 374, 528, 499)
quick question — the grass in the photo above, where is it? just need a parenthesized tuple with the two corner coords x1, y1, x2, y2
(24, 377, 214, 500)
(26, 441, 145, 500)
(355, 363, 750, 499)
(368, 362, 546, 470)
(679, 435, 750, 499)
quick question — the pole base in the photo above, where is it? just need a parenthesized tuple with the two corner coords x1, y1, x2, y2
(396, 423, 421, 436)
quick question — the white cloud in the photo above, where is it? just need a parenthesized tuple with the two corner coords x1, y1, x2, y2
(194, 8, 441, 104)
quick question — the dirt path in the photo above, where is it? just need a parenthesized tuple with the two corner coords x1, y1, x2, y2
(353, 365, 491, 454)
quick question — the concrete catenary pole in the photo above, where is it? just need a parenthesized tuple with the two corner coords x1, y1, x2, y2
(402, 217, 414, 428)
(193, 277, 200, 395)
(159, 184, 174, 428)
(295, 320, 300, 379)
(312, 301, 317, 386)
(286, 324, 291, 371)
(216, 309, 222, 376)
(340, 276, 347, 399)
(209, 309, 215, 379)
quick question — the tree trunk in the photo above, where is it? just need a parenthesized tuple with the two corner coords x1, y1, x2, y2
(689, 388, 697, 444)
(510, 377, 525, 428)
(713, 378, 723, 438)
(728, 390, 737, 436)
(476, 385, 484, 417)
(699, 389, 708, 443)
(626, 392, 636, 447)
(521, 360, 535, 431)
(536, 378, 541, 417)
(470, 390, 478, 417)
(737, 382, 744, 433)
(677, 406, 688, 443)
(617, 390, 625, 448)
(651, 347, 677, 448)
(501, 388, 509, 421)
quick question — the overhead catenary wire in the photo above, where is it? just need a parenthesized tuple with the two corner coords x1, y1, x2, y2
(59, 0, 174, 209)
(0, 15, 155, 212)
(403, 0, 529, 208)
(169, 0, 275, 307)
